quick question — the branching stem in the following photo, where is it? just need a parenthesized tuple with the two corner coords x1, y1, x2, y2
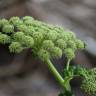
(46, 59, 72, 92)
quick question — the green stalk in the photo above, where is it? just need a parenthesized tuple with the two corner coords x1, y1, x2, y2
(46, 59, 64, 86)
(64, 77, 73, 92)
(46, 59, 72, 92)
(66, 59, 71, 71)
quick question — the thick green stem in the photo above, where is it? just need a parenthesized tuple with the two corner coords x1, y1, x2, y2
(46, 59, 72, 92)
(46, 59, 64, 86)
(66, 59, 71, 71)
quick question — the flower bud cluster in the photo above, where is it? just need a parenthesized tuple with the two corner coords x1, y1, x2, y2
(0, 16, 85, 61)
(81, 76, 96, 96)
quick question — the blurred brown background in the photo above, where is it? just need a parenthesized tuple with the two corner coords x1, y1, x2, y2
(0, 0, 96, 96)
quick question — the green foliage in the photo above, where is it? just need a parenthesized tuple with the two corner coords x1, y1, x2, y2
(74, 66, 89, 78)
(62, 65, 96, 96)
(63, 66, 76, 78)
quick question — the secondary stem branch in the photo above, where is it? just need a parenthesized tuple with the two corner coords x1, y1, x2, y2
(66, 59, 71, 71)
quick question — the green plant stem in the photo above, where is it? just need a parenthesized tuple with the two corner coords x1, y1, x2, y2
(46, 59, 72, 92)
(46, 59, 64, 86)
(64, 77, 72, 92)
(66, 59, 71, 71)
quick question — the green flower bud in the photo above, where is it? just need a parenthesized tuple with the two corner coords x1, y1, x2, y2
(89, 68, 96, 76)
(47, 24, 55, 30)
(33, 27, 40, 32)
(34, 20, 43, 27)
(58, 32, 68, 41)
(32, 21, 41, 27)
(51, 47, 62, 58)
(42, 40, 54, 51)
(22, 16, 34, 21)
(45, 31, 58, 41)
(81, 77, 96, 96)
(41, 22, 49, 27)
(2, 24, 14, 33)
(53, 26, 64, 33)
(10, 19, 23, 26)
(9, 17, 23, 26)
(59, 31, 76, 41)
(38, 49, 50, 61)
(0, 33, 10, 44)
(9, 42, 23, 53)
(40, 26, 50, 32)
(32, 32, 43, 44)
(0, 16, 85, 62)
(55, 39, 67, 50)
(0, 19, 9, 27)
(23, 26, 35, 36)
(9, 16, 20, 23)
(23, 36, 34, 48)
(16, 24, 27, 32)
(36, 28, 45, 34)
(13, 32, 25, 42)
(64, 48, 75, 59)
(76, 39, 85, 49)
(24, 20, 34, 26)
(39, 30, 47, 37)
(65, 30, 76, 39)
(67, 40, 77, 50)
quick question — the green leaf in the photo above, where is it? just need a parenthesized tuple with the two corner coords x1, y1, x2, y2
(74, 65, 89, 78)
(63, 66, 76, 78)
